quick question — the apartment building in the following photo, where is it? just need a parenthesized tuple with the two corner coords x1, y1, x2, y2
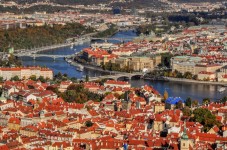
(217, 66, 227, 82)
(0, 67, 53, 80)
(171, 56, 222, 75)
(113, 55, 161, 72)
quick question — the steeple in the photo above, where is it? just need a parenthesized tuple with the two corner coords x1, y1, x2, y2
(181, 121, 189, 139)
(0, 90, 7, 103)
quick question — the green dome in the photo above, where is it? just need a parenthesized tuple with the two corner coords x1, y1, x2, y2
(181, 128, 189, 139)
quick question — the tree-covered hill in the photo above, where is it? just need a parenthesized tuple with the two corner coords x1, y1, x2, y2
(168, 0, 226, 3)
(0, 23, 94, 52)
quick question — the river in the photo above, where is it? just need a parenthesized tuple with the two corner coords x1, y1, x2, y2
(20, 30, 227, 102)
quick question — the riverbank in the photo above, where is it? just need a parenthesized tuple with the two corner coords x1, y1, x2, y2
(20, 30, 227, 101)
(15, 36, 91, 54)
(164, 77, 227, 86)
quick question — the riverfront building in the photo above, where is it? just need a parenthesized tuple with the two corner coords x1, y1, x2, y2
(0, 67, 53, 80)
(113, 55, 161, 72)
(171, 56, 222, 78)
(104, 80, 131, 88)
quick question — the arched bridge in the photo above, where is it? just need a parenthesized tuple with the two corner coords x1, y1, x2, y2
(14, 53, 71, 60)
(88, 72, 144, 81)
(91, 37, 133, 42)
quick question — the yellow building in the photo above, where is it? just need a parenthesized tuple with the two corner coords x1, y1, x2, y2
(113, 55, 161, 72)
(8, 117, 21, 131)
(195, 64, 222, 75)
(154, 102, 165, 114)
(19, 125, 38, 137)
(0, 67, 53, 80)
(198, 71, 216, 81)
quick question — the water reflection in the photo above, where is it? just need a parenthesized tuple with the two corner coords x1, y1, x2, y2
(130, 79, 226, 102)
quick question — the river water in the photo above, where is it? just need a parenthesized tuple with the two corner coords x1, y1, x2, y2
(21, 30, 227, 102)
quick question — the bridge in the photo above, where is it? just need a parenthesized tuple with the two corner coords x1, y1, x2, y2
(14, 53, 71, 60)
(88, 72, 144, 81)
(15, 37, 91, 55)
(91, 37, 133, 42)
(15, 43, 72, 55)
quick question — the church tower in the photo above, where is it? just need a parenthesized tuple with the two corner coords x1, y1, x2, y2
(180, 122, 190, 150)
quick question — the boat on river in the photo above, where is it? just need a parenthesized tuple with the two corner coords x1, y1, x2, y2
(70, 44, 73, 49)
(76, 65, 84, 72)
(218, 87, 226, 93)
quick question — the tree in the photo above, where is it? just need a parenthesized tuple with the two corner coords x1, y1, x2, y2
(55, 72, 63, 79)
(38, 76, 46, 83)
(221, 96, 227, 103)
(71, 77, 77, 83)
(185, 97, 192, 107)
(176, 72, 183, 78)
(192, 108, 221, 132)
(30, 75, 37, 81)
(176, 101, 183, 109)
(183, 72, 193, 79)
(182, 106, 192, 117)
(192, 75, 198, 80)
(67, 84, 83, 92)
(0, 76, 3, 82)
(11, 75, 20, 81)
(163, 90, 168, 100)
(85, 120, 93, 127)
(61, 83, 103, 103)
(202, 98, 210, 105)
(46, 86, 60, 95)
(85, 75, 89, 82)
(192, 100, 199, 107)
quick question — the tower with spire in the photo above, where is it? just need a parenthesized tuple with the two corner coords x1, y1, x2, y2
(0, 90, 7, 103)
(180, 121, 193, 150)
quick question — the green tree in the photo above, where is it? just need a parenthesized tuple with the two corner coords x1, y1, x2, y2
(67, 84, 83, 92)
(0, 76, 3, 82)
(11, 75, 20, 81)
(85, 75, 89, 82)
(202, 98, 210, 105)
(61, 83, 103, 103)
(71, 77, 77, 83)
(55, 72, 63, 79)
(221, 96, 227, 103)
(176, 72, 183, 78)
(30, 75, 37, 81)
(185, 97, 192, 107)
(176, 101, 183, 109)
(38, 76, 46, 83)
(183, 72, 193, 79)
(182, 106, 192, 117)
(46, 86, 60, 95)
(192, 75, 198, 80)
(192, 100, 199, 107)
(192, 108, 221, 132)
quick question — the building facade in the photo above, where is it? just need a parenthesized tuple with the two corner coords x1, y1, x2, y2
(0, 67, 53, 80)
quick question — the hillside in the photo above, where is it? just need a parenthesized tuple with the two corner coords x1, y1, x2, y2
(0, 23, 94, 52)
(168, 0, 226, 3)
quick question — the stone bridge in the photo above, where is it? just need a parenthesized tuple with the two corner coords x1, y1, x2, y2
(91, 37, 133, 42)
(88, 72, 144, 81)
(14, 53, 71, 60)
